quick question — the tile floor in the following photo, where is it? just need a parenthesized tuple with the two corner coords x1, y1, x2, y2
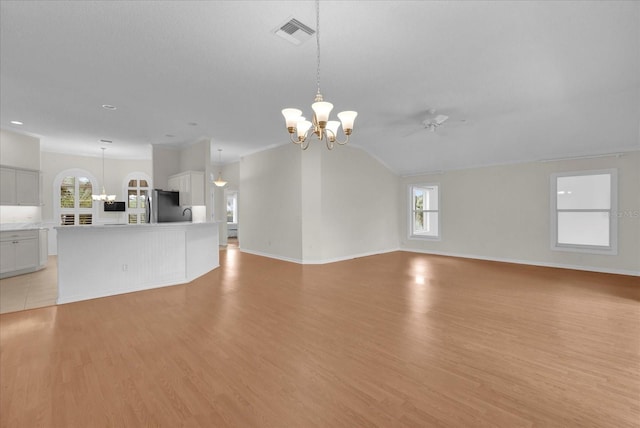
(0, 256, 58, 314)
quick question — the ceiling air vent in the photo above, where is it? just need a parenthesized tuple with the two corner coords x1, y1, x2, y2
(274, 17, 315, 45)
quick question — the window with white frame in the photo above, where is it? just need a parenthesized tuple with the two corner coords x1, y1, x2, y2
(410, 184, 440, 239)
(551, 169, 617, 254)
(55, 170, 96, 225)
(125, 174, 151, 224)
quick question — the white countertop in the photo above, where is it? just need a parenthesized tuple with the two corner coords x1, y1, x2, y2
(54, 221, 218, 230)
(0, 223, 47, 231)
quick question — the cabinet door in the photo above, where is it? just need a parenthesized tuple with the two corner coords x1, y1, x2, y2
(180, 174, 191, 206)
(168, 172, 204, 206)
(0, 167, 16, 205)
(167, 176, 180, 192)
(190, 172, 205, 205)
(16, 170, 40, 205)
(39, 229, 48, 267)
(14, 238, 39, 271)
(0, 241, 16, 274)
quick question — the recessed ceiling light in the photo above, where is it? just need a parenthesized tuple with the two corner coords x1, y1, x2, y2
(10, 120, 23, 125)
(102, 104, 117, 110)
(100, 139, 113, 144)
(188, 122, 198, 126)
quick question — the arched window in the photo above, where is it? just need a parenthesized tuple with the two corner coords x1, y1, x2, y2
(54, 169, 98, 225)
(124, 172, 152, 224)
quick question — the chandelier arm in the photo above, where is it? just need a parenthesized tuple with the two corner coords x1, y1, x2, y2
(325, 128, 349, 146)
(335, 134, 350, 146)
(325, 138, 334, 150)
(300, 138, 311, 150)
(289, 134, 302, 145)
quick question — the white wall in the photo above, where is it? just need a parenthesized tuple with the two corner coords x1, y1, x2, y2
(239, 143, 399, 264)
(179, 139, 208, 172)
(152, 146, 181, 191)
(40, 151, 152, 254)
(152, 140, 208, 189)
(0, 128, 40, 169)
(239, 144, 303, 262)
(40, 151, 152, 222)
(318, 145, 399, 262)
(400, 151, 640, 275)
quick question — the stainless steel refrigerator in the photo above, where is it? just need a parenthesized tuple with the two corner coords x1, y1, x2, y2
(146, 189, 191, 223)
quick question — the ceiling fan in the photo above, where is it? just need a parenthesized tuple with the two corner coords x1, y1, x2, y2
(422, 111, 449, 132)
(402, 109, 453, 137)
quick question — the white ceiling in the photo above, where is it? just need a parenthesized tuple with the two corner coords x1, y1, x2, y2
(1, 1, 638, 175)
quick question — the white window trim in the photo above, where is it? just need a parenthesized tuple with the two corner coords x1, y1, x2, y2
(122, 172, 152, 224)
(408, 183, 441, 241)
(53, 168, 98, 226)
(550, 168, 618, 255)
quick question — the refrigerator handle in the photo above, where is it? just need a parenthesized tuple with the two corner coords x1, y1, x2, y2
(146, 193, 152, 223)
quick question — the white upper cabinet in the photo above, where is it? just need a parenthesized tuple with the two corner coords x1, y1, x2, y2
(167, 171, 204, 206)
(0, 166, 41, 206)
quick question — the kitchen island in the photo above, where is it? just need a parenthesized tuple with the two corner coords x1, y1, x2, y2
(55, 222, 219, 304)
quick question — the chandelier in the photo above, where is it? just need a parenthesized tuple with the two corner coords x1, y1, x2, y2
(281, 0, 357, 150)
(91, 147, 116, 203)
(213, 149, 227, 187)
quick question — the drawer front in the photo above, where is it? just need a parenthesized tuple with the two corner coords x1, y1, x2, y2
(0, 230, 39, 242)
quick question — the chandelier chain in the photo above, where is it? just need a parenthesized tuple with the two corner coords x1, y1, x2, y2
(315, 0, 321, 96)
(280, 0, 357, 150)
(101, 147, 105, 185)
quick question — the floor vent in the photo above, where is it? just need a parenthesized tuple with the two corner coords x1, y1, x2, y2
(274, 17, 315, 45)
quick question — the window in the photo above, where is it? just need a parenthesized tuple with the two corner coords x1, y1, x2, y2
(55, 170, 96, 226)
(409, 184, 440, 239)
(551, 169, 617, 254)
(226, 192, 237, 224)
(125, 175, 151, 224)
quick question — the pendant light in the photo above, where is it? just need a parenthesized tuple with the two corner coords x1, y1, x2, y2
(213, 149, 227, 187)
(91, 147, 116, 202)
(281, 0, 357, 150)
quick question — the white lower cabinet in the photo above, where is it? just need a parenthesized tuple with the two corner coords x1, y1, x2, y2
(0, 229, 47, 278)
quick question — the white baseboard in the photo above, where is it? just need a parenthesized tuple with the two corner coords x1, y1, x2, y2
(238, 248, 303, 264)
(400, 248, 640, 277)
(238, 246, 639, 276)
(239, 247, 401, 265)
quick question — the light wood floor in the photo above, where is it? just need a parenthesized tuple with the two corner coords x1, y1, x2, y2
(1, 248, 638, 427)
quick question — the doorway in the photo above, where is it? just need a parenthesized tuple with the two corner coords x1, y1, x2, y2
(226, 190, 238, 246)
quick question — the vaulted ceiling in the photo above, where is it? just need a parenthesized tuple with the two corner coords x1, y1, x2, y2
(1, 1, 638, 175)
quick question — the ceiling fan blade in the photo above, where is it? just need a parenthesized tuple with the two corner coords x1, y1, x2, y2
(434, 114, 449, 125)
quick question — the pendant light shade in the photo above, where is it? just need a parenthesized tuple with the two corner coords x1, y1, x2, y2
(213, 149, 227, 187)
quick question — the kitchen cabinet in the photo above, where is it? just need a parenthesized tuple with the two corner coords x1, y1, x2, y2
(0, 166, 41, 206)
(0, 229, 46, 278)
(168, 171, 204, 206)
